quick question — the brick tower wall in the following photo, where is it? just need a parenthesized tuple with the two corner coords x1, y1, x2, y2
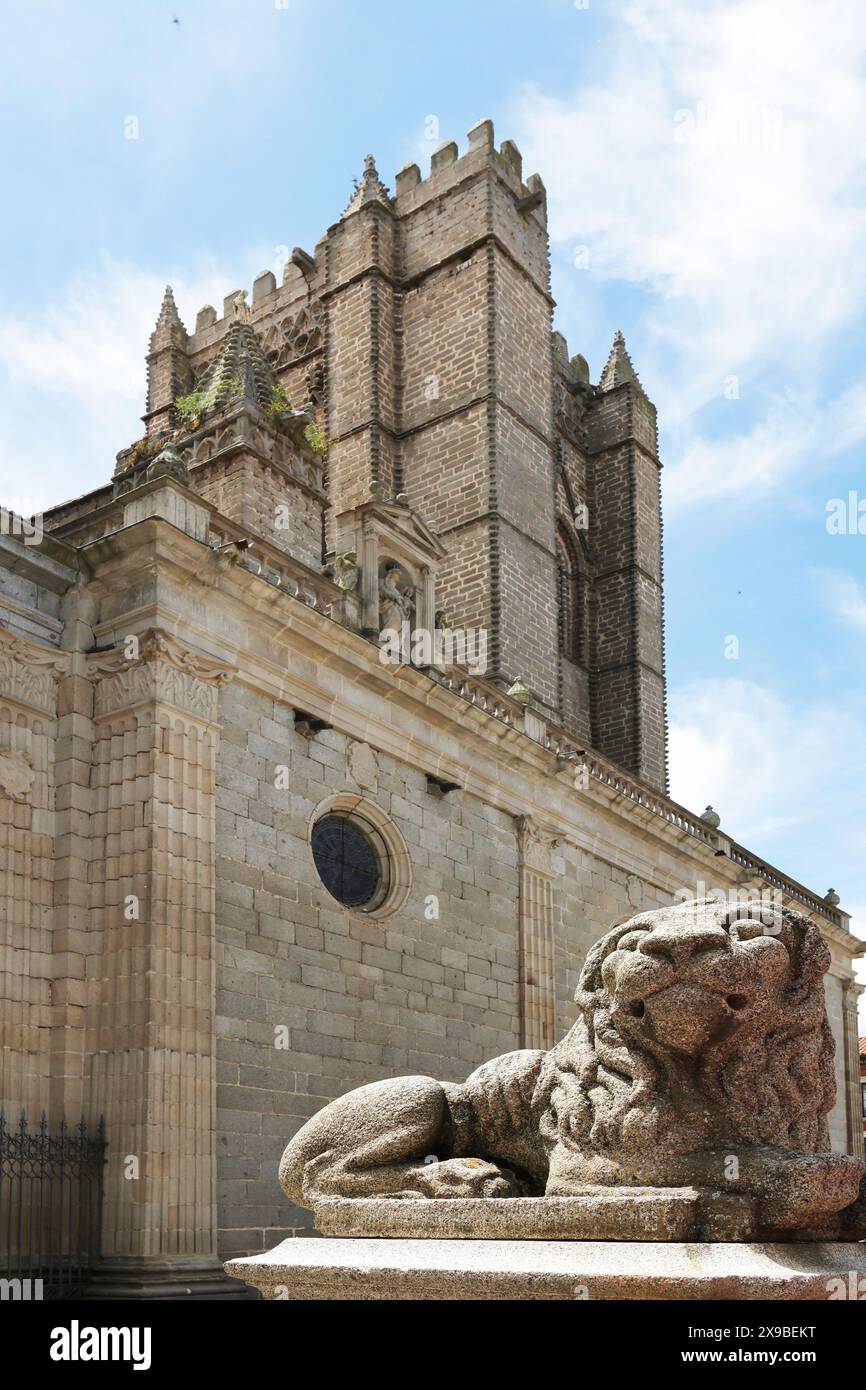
(157, 121, 667, 787)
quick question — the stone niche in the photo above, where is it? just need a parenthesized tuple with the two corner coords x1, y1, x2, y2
(334, 497, 446, 643)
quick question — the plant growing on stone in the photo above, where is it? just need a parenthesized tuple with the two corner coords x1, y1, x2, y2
(174, 389, 209, 423)
(117, 425, 192, 474)
(267, 382, 294, 420)
(175, 377, 242, 425)
(118, 433, 164, 473)
(303, 420, 334, 455)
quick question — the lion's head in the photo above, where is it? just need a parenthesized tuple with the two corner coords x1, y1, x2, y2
(545, 900, 836, 1182)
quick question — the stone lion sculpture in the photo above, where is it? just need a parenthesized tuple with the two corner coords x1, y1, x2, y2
(280, 900, 865, 1238)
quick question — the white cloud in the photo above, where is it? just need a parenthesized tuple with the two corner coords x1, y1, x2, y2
(664, 382, 866, 511)
(670, 676, 866, 1022)
(668, 677, 866, 843)
(816, 570, 866, 634)
(513, 0, 866, 504)
(664, 403, 811, 512)
(0, 254, 265, 516)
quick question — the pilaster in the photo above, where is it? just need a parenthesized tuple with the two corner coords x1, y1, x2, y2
(83, 629, 234, 1270)
(842, 978, 865, 1159)
(0, 628, 70, 1119)
(516, 816, 560, 1050)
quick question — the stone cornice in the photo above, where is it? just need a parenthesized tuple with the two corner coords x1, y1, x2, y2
(0, 591, 64, 639)
(0, 529, 79, 592)
(87, 627, 235, 683)
(828, 928, 866, 960)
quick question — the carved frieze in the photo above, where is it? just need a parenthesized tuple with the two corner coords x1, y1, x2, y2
(87, 628, 234, 722)
(0, 626, 71, 715)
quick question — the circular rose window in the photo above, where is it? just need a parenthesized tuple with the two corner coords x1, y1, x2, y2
(308, 795, 412, 917)
(311, 813, 386, 910)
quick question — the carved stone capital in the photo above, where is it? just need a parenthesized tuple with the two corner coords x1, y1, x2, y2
(0, 626, 71, 715)
(516, 815, 561, 878)
(87, 627, 235, 722)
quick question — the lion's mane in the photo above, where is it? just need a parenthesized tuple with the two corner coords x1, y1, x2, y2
(546, 904, 837, 1162)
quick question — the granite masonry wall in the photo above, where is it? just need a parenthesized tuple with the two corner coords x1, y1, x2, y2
(213, 682, 523, 1254)
(211, 679, 855, 1255)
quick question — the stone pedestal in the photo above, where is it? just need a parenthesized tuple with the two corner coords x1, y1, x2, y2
(85, 1256, 255, 1301)
(312, 1192, 748, 1241)
(225, 1238, 866, 1301)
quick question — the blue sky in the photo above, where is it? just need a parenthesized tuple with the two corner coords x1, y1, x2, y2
(1, 0, 864, 1012)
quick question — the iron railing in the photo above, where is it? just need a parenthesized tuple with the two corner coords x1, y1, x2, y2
(0, 1112, 105, 1300)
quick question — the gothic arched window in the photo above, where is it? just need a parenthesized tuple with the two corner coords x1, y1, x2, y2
(557, 523, 584, 664)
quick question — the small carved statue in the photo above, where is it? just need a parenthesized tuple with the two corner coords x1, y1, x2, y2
(280, 900, 866, 1239)
(378, 563, 415, 632)
(332, 551, 359, 592)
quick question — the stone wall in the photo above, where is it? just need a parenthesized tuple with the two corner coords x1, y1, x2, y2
(213, 680, 521, 1254)
(0, 542, 76, 1122)
(0, 692, 56, 1118)
(210, 663, 861, 1258)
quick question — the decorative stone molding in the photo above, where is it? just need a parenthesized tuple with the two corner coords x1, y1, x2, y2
(178, 404, 326, 501)
(0, 748, 34, 802)
(87, 628, 235, 723)
(347, 740, 379, 792)
(261, 303, 322, 370)
(517, 815, 560, 876)
(0, 626, 71, 715)
(516, 816, 561, 1050)
(343, 153, 392, 217)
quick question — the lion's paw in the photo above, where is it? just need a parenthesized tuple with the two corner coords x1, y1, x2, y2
(414, 1157, 522, 1198)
